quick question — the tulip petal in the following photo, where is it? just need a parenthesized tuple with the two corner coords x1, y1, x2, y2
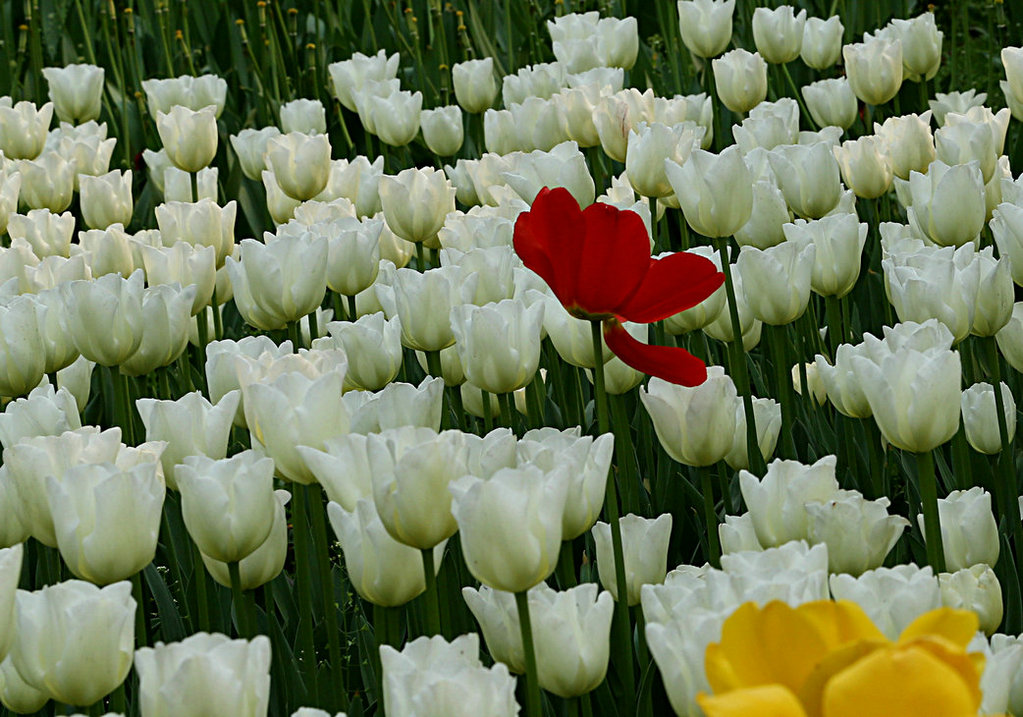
(513, 187, 585, 308)
(574, 201, 652, 316)
(617, 252, 724, 323)
(897, 607, 978, 649)
(697, 685, 809, 717)
(603, 319, 707, 386)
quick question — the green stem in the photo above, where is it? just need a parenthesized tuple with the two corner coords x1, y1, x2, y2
(916, 449, 946, 573)
(701, 470, 721, 567)
(192, 542, 211, 632)
(347, 294, 358, 322)
(481, 391, 494, 433)
(497, 391, 514, 431)
(515, 590, 541, 717)
(416, 241, 429, 271)
(291, 485, 320, 703)
(555, 539, 577, 589)
(228, 561, 248, 637)
(131, 571, 148, 647)
(767, 324, 797, 460)
(610, 393, 640, 516)
(211, 287, 223, 341)
(985, 337, 1023, 557)
(715, 237, 764, 474)
(590, 320, 635, 704)
(308, 310, 320, 343)
(825, 295, 843, 357)
(308, 483, 348, 711)
(421, 547, 441, 635)
(287, 320, 301, 352)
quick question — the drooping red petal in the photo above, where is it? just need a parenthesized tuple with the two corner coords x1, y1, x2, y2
(617, 252, 725, 324)
(603, 319, 708, 386)
(573, 201, 652, 316)
(513, 187, 586, 308)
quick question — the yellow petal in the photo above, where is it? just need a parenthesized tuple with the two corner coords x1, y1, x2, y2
(798, 600, 886, 646)
(898, 607, 978, 649)
(698, 686, 809, 717)
(705, 601, 832, 694)
(797, 639, 886, 717)
(822, 643, 981, 717)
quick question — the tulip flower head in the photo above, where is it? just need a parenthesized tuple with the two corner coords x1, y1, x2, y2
(513, 187, 724, 384)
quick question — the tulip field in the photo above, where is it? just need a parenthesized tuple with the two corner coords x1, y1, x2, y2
(4, 0, 1023, 714)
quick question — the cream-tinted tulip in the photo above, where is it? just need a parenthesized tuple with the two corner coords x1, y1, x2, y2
(625, 121, 702, 199)
(0, 545, 21, 661)
(852, 345, 961, 452)
(297, 434, 373, 511)
(918, 487, 999, 571)
(381, 633, 518, 717)
(175, 451, 276, 563)
(134, 632, 271, 717)
(640, 368, 737, 467)
(156, 105, 218, 173)
(155, 198, 236, 268)
(783, 214, 867, 298)
(805, 489, 909, 575)
(0, 173, 20, 237)
(833, 136, 893, 199)
(78, 170, 133, 230)
(392, 265, 477, 352)
(801, 78, 858, 130)
(800, 16, 843, 69)
(666, 145, 753, 238)
(279, 97, 326, 135)
(739, 455, 839, 548)
(0, 472, 28, 549)
(961, 381, 1016, 455)
(227, 234, 328, 331)
(379, 167, 456, 245)
(201, 489, 290, 591)
(752, 6, 805, 64)
(326, 313, 402, 391)
(328, 49, 400, 112)
(367, 89, 423, 147)
(724, 396, 782, 470)
(142, 242, 216, 316)
(328, 498, 444, 607)
(421, 105, 463, 157)
(136, 390, 240, 490)
(118, 283, 197, 377)
(844, 35, 903, 106)
(204, 336, 291, 426)
(47, 461, 163, 584)
(11, 580, 134, 706)
(676, 0, 734, 59)
(450, 299, 544, 395)
(160, 162, 218, 203)
(737, 240, 815, 325)
(18, 152, 74, 212)
(244, 370, 348, 484)
(733, 177, 792, 249)
(972, 247, 1014, 336)
(712, 49, 768, 114)
(452, 57, 498, 113)
(767, 142, 842, 219)
(829, 564, 941, 640)
(0, 295, 46, 397)
(42, 64, 103, 123)
(450, 466, 568, 593)
(906, 160, 986, 247)
(875, 111, 936, 180)
(890, 12, 943, 81)
(0, 383, 80, 452)
(229, 126, 280, 181)
(593, 513, 671, 605)
(141, 74, 227, 117)
(265, 132, 331, 201)
(939, 564, 1002, 636)
(0, 101, 52, 160)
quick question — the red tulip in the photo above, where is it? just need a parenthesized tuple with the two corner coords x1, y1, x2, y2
(513, 187, 724, 385)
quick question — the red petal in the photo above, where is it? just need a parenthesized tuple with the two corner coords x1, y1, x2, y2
(617, 252, 724, 324)
(603, 319, 708, 386)
(573, 202, 651, 316)
(513, 187, 585, 308)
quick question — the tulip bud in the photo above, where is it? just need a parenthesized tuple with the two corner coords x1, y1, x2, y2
(449, 298, 544, 395)
(41, 64, 104, 124)
(175, 451, 277, 563)
(801, 78, 858, 130)
(0, 101, 52, 160)
(323, 313, 402, 391)
(737, 240, 816, 325)
(724, 396, 782, 470)
(783, 214, 867, 298)
(890, 12, 943, 81)
(738, 455, 840, 548)
(202, 489, 290, 591)
(47, 461, 164, 584)
(279, 97, 326, 135)
(917, 487, 999, 572)
(421, 105, 464, 157)
(204, 336, 290, 426)
(156, 105, 218, 173)
(119, 283, 197, 377)
(344, 376, 443, 435)
(381, 633, 519, 717)
(379, 167, 456, 246)
(11, 580, 135, 706)
(328, 498, 444, 607)
(78, 170, 133, 230)
(752, 6, 806, 64)
(806, 489, 910, 575)
(833, 137, 893, 200)
(712, 49, 768, 114)
(666, 145, 754, 240)
(450, 466, 568, 593)
(767, 142, 842, 219)
(141, 74, 227, 117)
(227, 235, 328, 331)
(664, 247, 727, 333)
(18, 152, 74, 212)
(939, 564, 1002, 636)
(229, 126, 280, 181)
(640, 368, 738, 467)
(904, 160, 986, 248)
(829, 564, 941, 639)
(875, 111, 936, 180)
(733, 177, 792, 249)
(972, 248, 1014, 337)
(844, 35, 903, 106)
(367, 89, 423, 148)
(453, 57, 498, 114)
(328, 49, 400, 112)
(624, 121, 702, 199)
(264, 132, 332, 201)
(0, 544, 21, 662)
(732, 99, 799, 153)
(800, 16, 843, 69)
(134, 632, 271, 717)
(0, 295, 47, 398)
(676, 0, 734, 59)
(0, 383, 81, 452)
(392, 265, 477, 352)
(593, 513, 671, 605)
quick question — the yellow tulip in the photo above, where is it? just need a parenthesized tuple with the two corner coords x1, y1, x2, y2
(699, 685, 808, 717)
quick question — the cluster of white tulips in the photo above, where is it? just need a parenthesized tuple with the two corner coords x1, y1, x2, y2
(0, 0, 1022, 715)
